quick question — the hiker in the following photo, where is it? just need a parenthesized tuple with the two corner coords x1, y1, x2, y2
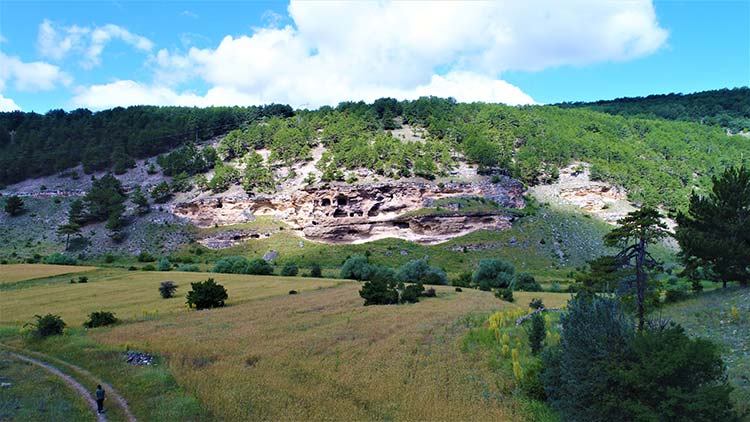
(95, 384, 106, 414)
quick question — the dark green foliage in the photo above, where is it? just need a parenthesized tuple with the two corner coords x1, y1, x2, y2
(150, 181, 173, 204)
(43, 252, 76, 265)
(208, 163, 240, 193)
(67, 199, 86, 225)
(396, 259, 447, 285)
(4, 195, 24, 216)
(542, 295, 737, 422)
(159, 281, 178, 298)
(281, 261, 299, 277)
(83, 174, 127, 224)
(520, 358, 547, 401)
(473, 258, 515, 291)
(212, 256, 272, 275)
(137, 252, 156, 262)
(241, 151, 275, 194)
(176, 264, 199, 272)
(575, 255, 622, 293)
(495, 288, 513, 302)
(245, 258, 273, 275)
(157, 258, 172, 271)
(157, 144, 216, 176)
(526, 313, 546, 355)
(359, 278, 399, 306)
(513, 272, 542, 291)
(559, 87, 750, 133)
(423, 287, 436, 297)
(26, 314, 66, 338)
(452, 271, 472, 287)
(455, 287, 463, 292)
(186, 278, 228, 310)
(529, 298, 545, 310)
(676, 165, 750, 287)
(77, 276, 88, 283)
(83, 311, 118, 328)
(141, 264, 156, 271)
(309, 263, 322, 278)
(130, 187, 150, 214)
(664, 283, 690, 303)
(400, 283, 425, 303)
(340, 255, 373, 281)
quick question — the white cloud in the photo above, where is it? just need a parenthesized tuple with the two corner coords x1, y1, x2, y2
(0, 51, 71, 92)
(37, 19, 154, 68)
(73, 0, 668, 109)
(0, 94, 21, 111)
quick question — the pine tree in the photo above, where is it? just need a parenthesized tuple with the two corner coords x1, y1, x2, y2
(3, 195, 24, 216)
(57, 223, 81, 250)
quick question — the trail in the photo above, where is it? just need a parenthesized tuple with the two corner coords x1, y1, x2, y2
(1, 348, 137, 422)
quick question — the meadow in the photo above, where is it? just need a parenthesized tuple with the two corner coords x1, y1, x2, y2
(0, 265, 565, 421)
(0, 264, 97, 283)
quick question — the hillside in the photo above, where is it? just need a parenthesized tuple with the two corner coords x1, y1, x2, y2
(558, 87, 750, 133)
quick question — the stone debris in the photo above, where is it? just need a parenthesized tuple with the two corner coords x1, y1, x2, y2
(1, 382, 12, 388)
(125, 351, 156, 366)
(263, 250, 279, 261)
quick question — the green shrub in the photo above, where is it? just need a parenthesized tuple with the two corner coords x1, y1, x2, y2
(186, 278, 228, 310)
(400, 283, 425, 303)
(159, 281, 178, 299)
(137, 252, 156, 262)
(83, 311, 118, 328)
(309, 263, 323, 278)
(281, 261, 299, 277)
(495, 288, 513, 302)
(43, 253, 76, 265)
(526, 313, 546, 355)
(157, 258, 172, 271)
(142, 264, 156, 271)
(423, 287, 436, 297)
(513, 272, 542, 291)
(176, 264, 200, 272)
(396, 259, 447, 285)
(452, 271, 472, 287)
(473, 258, 515, 291)
(341, 255, 373, 281)
(359, 278, 399, 306)
(529, 298, 545, 310)
(665, 283, 690, 303)
(245, 258, 273, 275)
(77, 276, 88, 283)
(520, 358, 547, 401)
(26, 314, 66, 338)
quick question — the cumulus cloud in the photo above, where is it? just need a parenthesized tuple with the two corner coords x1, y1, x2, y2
(37, 19, 154, 68)
(72, 0, 668, 109)
(0, 51, 71, 92)
(0, 94, 21, 111)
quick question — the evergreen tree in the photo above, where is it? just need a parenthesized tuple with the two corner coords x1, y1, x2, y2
(68, 199, 86, 224)
(675, 165, 750, 287)
(604, 207, 670, 331)
(83, 174, 127, 222)
(57, 223, 81, 250)
(3, 195, 24, 216)
(130, 187, 150, 214)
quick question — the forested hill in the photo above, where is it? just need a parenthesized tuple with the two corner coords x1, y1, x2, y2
(558, 87, 750, 133)
(1, 94, 749, 209)
(0, 104, 293, 185)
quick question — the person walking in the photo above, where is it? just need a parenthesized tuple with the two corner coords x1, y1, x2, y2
(95, 384, 106, 414)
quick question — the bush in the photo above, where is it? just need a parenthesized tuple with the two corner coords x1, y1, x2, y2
(77, 276, 88, 283)
(26, 314, 66, 338)
(542, 295, 737, 421)
(142, 264, 156, 271)
(137, 252, 156, 262)
(176, 264, 200, 272)
(473, 259, 515, 291)
(400, 283, 425, 303)
(396, 260, 447, 285)
(245, 258, 273, 275)
(186, 278, 228, 310)
(452, 271, 472, 287)
(423, 288, 436, 297)
(159, 281, 178, 299)
(359, 279, 399, 305)
(455, 287, 463, 292)
(157, 258, 172, 271)
(664, 284, 690, 303)
(529, 297, 545, 310)
(289, 290, 298, 295)
(281, 261, 299, 277)
(83, 311, 118, 328)
(513, 272, 542, 291)
(43, 253, 76, 265)
(495, 288, 513, 302)
(340, 255, 373, 281)
(309, 263, 322, 278)
(526, 313, 546, 355)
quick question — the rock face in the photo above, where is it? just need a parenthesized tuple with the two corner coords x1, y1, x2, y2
(172, 176, 525, 245)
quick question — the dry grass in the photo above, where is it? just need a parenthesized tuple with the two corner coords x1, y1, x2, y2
(0, 268, 343, 325)
(93, 285, 534, 421)
(0, 264, 97, 283)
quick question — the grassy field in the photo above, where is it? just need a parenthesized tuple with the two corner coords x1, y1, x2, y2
(0, 351, 91, 421)
(0, 268, 344, 326)
(659, 287, 750, 418)
(0, 264, 98, 283)
(0, 267, 558, 421)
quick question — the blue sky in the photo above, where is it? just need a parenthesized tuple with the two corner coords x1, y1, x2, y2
(0, 1, 747, 112)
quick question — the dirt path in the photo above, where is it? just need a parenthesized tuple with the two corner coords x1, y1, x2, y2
(3, 349, 136, 422)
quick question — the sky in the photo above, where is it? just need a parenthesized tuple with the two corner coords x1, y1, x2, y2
(0, 0, 747, 113)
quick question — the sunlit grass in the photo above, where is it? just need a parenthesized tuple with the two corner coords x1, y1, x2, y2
(0, 264, 98, 283)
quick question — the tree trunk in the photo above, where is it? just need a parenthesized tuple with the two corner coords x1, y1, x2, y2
(636, 237, 646, 332)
